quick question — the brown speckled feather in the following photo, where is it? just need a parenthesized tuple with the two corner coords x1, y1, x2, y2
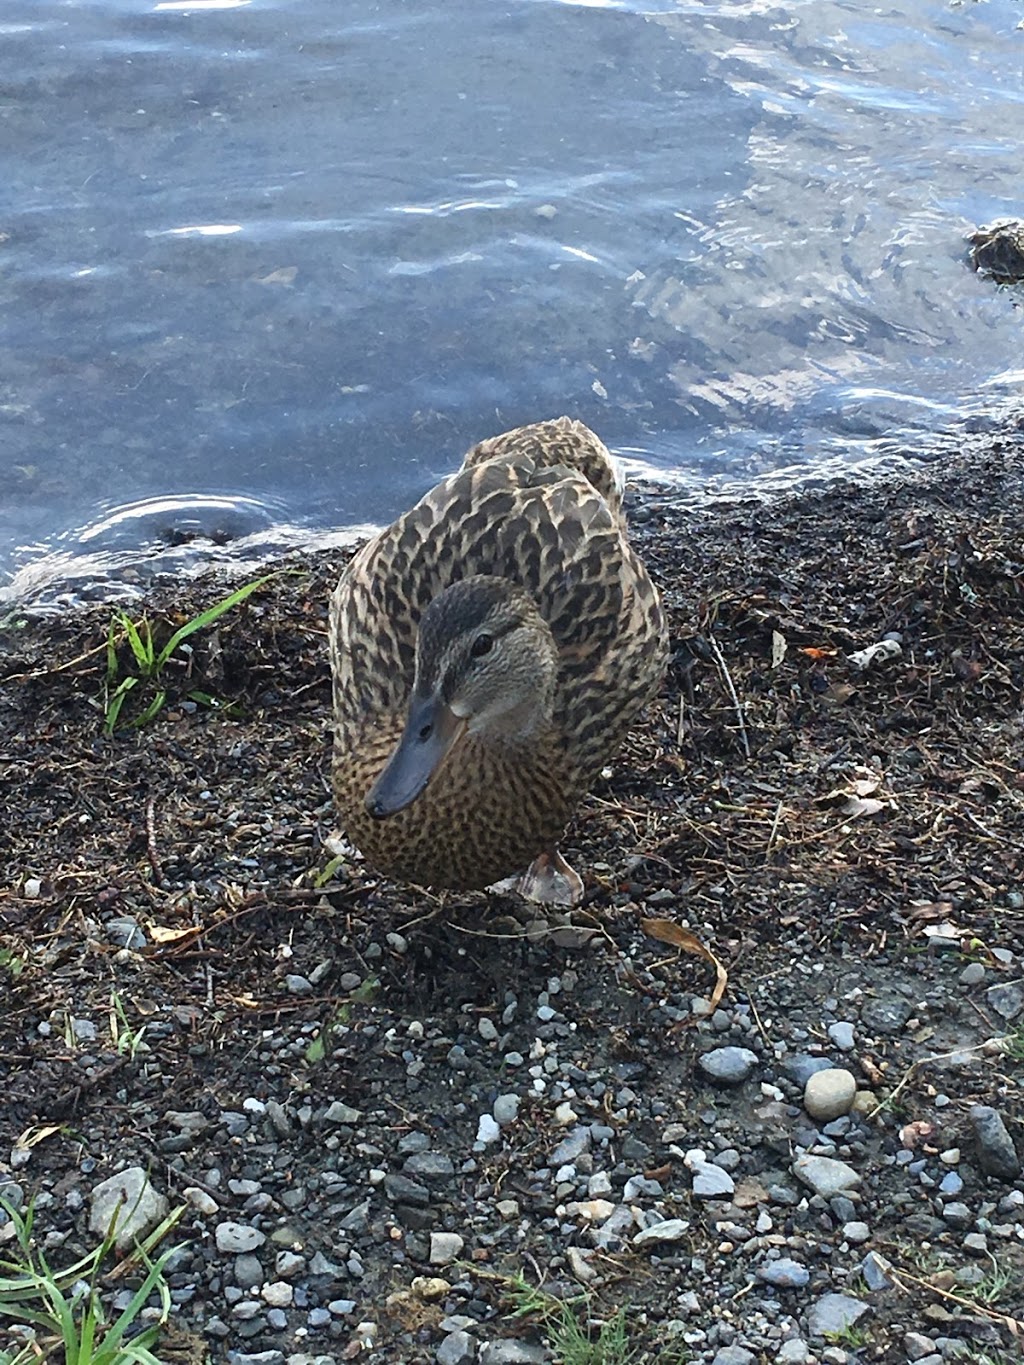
(329, 417, 666, 890)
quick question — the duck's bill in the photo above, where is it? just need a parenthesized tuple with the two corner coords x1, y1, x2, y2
(364, 695, 466, 819)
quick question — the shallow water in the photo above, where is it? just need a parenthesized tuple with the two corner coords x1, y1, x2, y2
(2, 0, 1023, 602)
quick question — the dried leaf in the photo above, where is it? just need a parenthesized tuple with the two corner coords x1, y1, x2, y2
(771, 630, 788, 668)
(641, 918, 727, 1010)
(841, 795, 886, 818)
(852, 775, 882, 797)
(149, 924, 200, 944)
(15, 1124, 61, 1151)
(799, 646, 839, 660)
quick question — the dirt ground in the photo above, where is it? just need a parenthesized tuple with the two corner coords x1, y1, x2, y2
(1, 431, 1023, 1364)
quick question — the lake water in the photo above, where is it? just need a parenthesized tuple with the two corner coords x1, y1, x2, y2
(3, 0, 1023, 605)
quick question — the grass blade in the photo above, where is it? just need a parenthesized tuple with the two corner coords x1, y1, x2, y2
(118, 614, 154, 675)
(155, 573, 276, 670)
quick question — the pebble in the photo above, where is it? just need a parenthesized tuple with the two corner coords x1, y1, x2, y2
(549, 1128, 589, 1165)
(826, 1022, 856, 1051)
(437, 1330, 476, 1365)
(89, 1169, 168, 1251)
(478, 1017, 498, 1042)
(959, 962, 985, 986)
(698, 1047, 759, 1085)
(861, 1251, 894, 1290)
(939, 1171, 963, 1197)
(970, 1104, 1021, 1179)
(479, 1343, 549, 1364)
(633, 1218, 690, 1247)
(803, 1068, 857, 1121)
(323, 1101, 361, 1125)
(493, 1094, 519, 1126)
(261, 1282, 293, 1308)
(477, 1114, 501, 1145)
(183, 1186, 219, 1216)
(860, 996, 912, 1034)
(986, 980, 1024, 1021)
(711, 1349, 754, 1365)
(284, 974, 312, 996)
(777, 1343, 810, 1364)
(757, 1257, 810, 1289)
(792, 1154, 861, 1198)
(842, 1221, 870, 1243)
(691, 1161, 735, 1199)
(806, 1293, 870, 1338)
(903, 1333, 936, 1361)
(234, 1254, 265, 1288)
(429, 1232, 465, 1266)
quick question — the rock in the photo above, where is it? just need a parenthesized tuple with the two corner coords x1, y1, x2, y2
(477, 1114, 501, 1144)
(903, 1333, 937, 1361)
(757, 1257, 810, 1289)
(404, 1153, 456, 1184)
(437, 1331, 476, 1365)
(384, 1173, 431, 1207)
(843, 1221, 870, 1244)
(987, 980, 1024, 1020)
(860, 996, 912, 1035)
(959, 962, 985, 987)
(633, 1218, 690, 1247)
(691, 1161, 735, 1199)
(88, 1168, 169, 1251)
(698, 1047, 759, 1085)
(549, 1128, 589, 1166)
(323, 1101, 361, 1125)
(493, 1094, 519, 1126)
(861, 1251, 894, 1291)
(215, 1222, 266, 1255)
(827, 1022, 856, 1052)
(711, 1349, 754, 1365)
(939, 1171, 963, 1197)
(803, 1068, 857, 1122)
(782, 1055, 833, 1088)
(777, 1343, 810, 1364)
(479, 1343, 549, 1364)
(261, 1281, 293, 1307)
(184, 1186, 219, 1215)
(429, 1232, 465, 1266)
(963, 1232, 988, 1255)
(806, 1293, 870, 1339)
(970, 1105, 1021, 1179)
(231, 1354, 284, 1365)
(233, 1254, 264, 1288)
(284, 974, 312, 995)
(792, 1155, 861, 1198)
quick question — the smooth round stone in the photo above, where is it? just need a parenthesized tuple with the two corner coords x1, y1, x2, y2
(757, 1257, 810, 1288)
(804, 1068, 857, 1122)
(827, 1022, 856, 1051)
(843, 1221, 870, 1243)
(959, 962, 985, 987)
(698, 1047, 759, 1085)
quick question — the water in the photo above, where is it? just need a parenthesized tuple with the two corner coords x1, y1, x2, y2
(3, 0, 1023, 604)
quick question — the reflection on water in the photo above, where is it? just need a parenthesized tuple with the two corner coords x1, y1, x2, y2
(1, 0, 1023, 601)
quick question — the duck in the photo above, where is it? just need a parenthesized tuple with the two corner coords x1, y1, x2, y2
(328, 416, 667, 905)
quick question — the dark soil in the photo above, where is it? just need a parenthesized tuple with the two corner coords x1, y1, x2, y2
(1, 434, 1023, 1365)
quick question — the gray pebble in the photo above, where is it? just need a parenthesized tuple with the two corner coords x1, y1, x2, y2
(692, 1162, 735, 1199)
(632, 1218, 690, 1247)
(549, 1128, 589, 1166)
(860, 996, 912, 1034)
(861, 1250, 894, 1290)
(959, 962, 985, 987)
(478, 1018, 498, 1042)
(493, 1094, 519, 1126)
(986, 980, 1024, 1021)
(404, 1153, 456, 1183)
(479, 1343, 549, 1364)
(89, 1169, 168, 1251)
(941, 1201, 972, 1229)
(437, 1331, 476, 1365)
(777, 1343, 810, 1364)
(698, 1046, 759, 1085)
(756, 1257, 809, 1288)
(939, 1171, 963, 1197)
(970, 1104, 1022, 1179)
(429, 1232, 465, 1265)
(827, 1022, 856, 1051)
(383, 1173, 430, 1206)
(903, 1333, 936, 1361)
(233, 1254, 265, 1288)
(806, 1292, 870, 1338)
(323, 1101, 361, 1125)
(782, 1054, 833, 1087)
(284, 974, 313, 996)
(792, 1154, 861, 1198)
(711, 1349, 754, 1365)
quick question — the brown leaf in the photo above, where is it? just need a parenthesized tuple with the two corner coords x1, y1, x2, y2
(149, 924, 200, 944)
(641, 918, 728, 1010)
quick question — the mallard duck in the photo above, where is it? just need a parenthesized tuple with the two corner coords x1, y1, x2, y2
(328, 417, 667, 904)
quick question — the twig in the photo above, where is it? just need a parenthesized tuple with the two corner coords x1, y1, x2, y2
(706, 633, 750, 759)
(145, 795, 164, 888)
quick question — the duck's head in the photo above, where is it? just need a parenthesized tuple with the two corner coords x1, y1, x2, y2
(365, 575, 557, 819)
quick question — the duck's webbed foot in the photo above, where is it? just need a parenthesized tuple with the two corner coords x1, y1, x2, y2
(512, 848, 583, 907)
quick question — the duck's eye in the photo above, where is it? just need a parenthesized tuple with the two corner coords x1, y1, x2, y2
(470, 634, 493, 659)
(418, 722, 433, 741)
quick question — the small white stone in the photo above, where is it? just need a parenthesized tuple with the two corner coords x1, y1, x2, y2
(183, 1186, 219, 1216)
(476, 1113, 500, 1145)
(429, 1232, 465, 1266)
(804, 1068, 857, 1122)
(23, 878, 42, 900)
(261, 1281, 293, 1307)
(633, 1218, 690, 1247)
(568, 1199, 615, 1222)
(940, 1148, 961, 1165)
(554, 1101, 579, 1126)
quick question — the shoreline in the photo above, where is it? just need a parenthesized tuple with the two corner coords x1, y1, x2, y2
(2, 432, 1023, 1363)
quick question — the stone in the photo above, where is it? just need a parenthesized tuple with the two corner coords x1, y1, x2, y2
(215, 1222, 266, 1255)
(437, 1331, 476, 1365)
(959, 962, 985, 987)
(806, 1293, 870, 1338)
(88, 1168, 169, 1251)
(792, 1155, 861, 1198)
(323, 1101, 361, 1125)
(429, 1232, 465, 1266)
(860, 996, 912, 1034)
(698, 1047, 759, 1085)
(777, 1343, 809, 1364)
(493, 1094, 519, 1126)
(404, 1153, 456, 1183)
(261, 1281, 293, 1307)
(903, 1333, 936, 1361)
(383, 1173, 430, 1207)
(804, 1069, 857, 1122)
(986, 980, 1024, 1021)
(970, 1105, 1021, 1179)
(183, 1186, 219, 1215)
(782, 1055, 833, 1088)
(692, 1161, 735, 1199)
(827, 1022, 856, 1051)
(757, 1257, 809, 1289)
(861, 1251, 894, 1291)
(479, 1343, 549, 1364)
(711, 1349, 754, 1365)
(633, 1218, 690, 1247)
(843, 1221, 870, 1243)
(549, 1128, 590, 1165)
(477, 1114, 501, 1144)
(233, 1254, 264, 1288)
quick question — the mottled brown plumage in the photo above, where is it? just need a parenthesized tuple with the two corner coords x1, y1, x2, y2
(328, 417, 667, 896)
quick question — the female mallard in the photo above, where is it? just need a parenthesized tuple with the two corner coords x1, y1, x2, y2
(328, 417, 667, 905)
